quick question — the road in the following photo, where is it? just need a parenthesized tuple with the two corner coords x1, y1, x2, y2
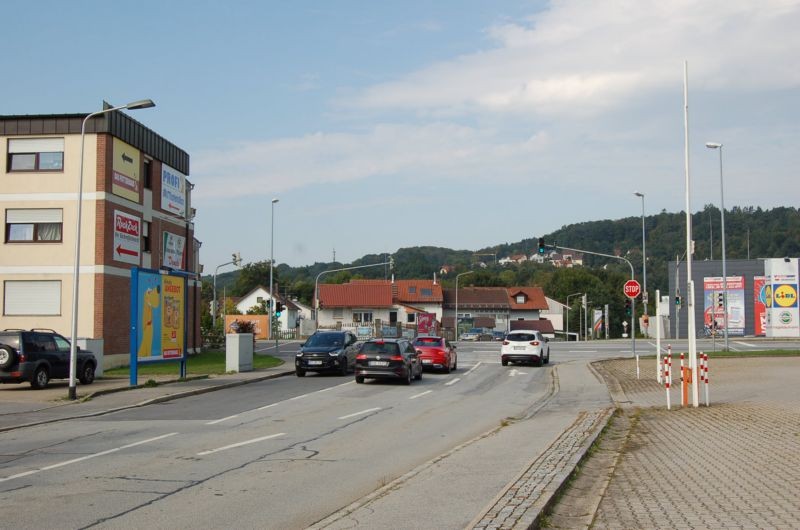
(0, 337, 792, 529)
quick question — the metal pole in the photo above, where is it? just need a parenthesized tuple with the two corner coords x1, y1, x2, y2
(69, 100, 154, 401)
(684, 61, 699, 407)
(635, 192, 647, 315)
(270, 198, 278, 350)
(718, 146, 729, 352)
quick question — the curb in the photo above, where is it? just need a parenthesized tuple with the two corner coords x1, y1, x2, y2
(0, 369, 296, 434)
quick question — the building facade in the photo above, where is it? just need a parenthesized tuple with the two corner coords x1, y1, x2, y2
(1, 107, 201, 364)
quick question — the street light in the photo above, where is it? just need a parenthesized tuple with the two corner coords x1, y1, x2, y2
(68, 99, 155, 401)
(634, 191, 647, 317)
(270, 198, 279, 349)
(454, 271, 474, 341)
(213, 252, 242, 329)
(706, 142, 729, 351)
(566, 292, 583, 341)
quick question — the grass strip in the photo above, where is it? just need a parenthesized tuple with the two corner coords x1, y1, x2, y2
(105, 351, 283, 377)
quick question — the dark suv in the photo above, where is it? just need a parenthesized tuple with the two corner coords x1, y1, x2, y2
(0, 329, 97, 389)
(295, 330, 360, 377)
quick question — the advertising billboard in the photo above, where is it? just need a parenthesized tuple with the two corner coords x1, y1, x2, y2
(162, 231, 186, 270)
(753, 276, 768, 336)
(131, 268, 186, 362)
(161, 164, 187, 217)
(703, 276, 745, 336)
(112, 138, 141, 202)
(113, 210, 141, 265)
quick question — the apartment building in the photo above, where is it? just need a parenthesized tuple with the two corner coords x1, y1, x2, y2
(1, 105, 202, 363)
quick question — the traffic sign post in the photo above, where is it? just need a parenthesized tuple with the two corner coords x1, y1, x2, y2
(623, 279, 641, 379)
(624, 279, 641, 299)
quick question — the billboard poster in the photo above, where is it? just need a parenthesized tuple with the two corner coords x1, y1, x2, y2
(593, 309, 603, 338)
(133, 269, 186, 361)
(703, 276, 745, 336)
(161, 164, 186, 217)
(112, 138, 141, 202)
(767, 274, 799, 336)
(162, 231, 186, 270)
(753, 276, 768, 336)
(417, 312, 438, 335)
(113, 210, 141, 265)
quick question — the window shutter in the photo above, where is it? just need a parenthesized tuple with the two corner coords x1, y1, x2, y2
(4, 281, 61, 315)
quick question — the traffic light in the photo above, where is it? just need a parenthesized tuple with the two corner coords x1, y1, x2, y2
(275, 301, 283, 317)
(675, 295, 681, 306)
(717, 292, 724, 307)
(624, 298, 632, 316)
(538, 237, 545, 254)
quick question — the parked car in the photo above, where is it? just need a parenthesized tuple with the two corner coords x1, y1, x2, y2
(492, 331, 506, 341)
(295, 330, 360, 377)
(459, 328, 483, 341)
(477, 333, 494, 341)
(500, 330, 550, 367)
(0, 329, 97, 389)
(413, 336, 456, 373)
(355, 338, 423, 385)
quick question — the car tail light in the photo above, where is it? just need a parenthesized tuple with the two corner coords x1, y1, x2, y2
(19, 353, 26, 362)
(502, 340, 509, 345)
(415, 349, 422, 354)
(529, 341, 540, 346)
(356, 354, 367, 360)
(390, 355, 403, 361)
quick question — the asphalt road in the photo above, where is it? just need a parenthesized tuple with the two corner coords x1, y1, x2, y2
(1, 337, 792, 529)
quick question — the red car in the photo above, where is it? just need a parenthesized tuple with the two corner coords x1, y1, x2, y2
(413, 336, 457, 373)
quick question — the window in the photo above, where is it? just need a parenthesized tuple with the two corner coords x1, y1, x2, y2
(142, 221, 151, 252)
(421, 288, 433, 297)
(408, 286, 416, 294)
(333, 308, 343, 320)
(5, 209, 63, 243)
(143, 159, 153, 189)
(7, 138, 64, 171)
(4, 280, 61, 315)
(407, 313, 416, 323)
(516, 294, 526, 304)
(353, 311, 373, 323)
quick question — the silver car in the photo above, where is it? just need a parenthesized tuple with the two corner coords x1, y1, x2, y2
(500, 330, 550, 367)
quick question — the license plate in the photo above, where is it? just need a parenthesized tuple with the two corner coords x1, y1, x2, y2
(369, 361, 389, 367)
(422, 359, 432, 364)
(308, 360, 323, 365)
(513, 346, 526, 351)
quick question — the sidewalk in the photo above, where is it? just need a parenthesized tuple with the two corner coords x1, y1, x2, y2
(0, 364, 296, 433)
(549, 356, 800, 529)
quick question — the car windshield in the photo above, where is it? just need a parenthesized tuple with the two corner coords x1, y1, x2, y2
(305, 333, 344, 347)
(507, 333, 537, 342)
(413, 337, 443, 347)
(361, 342, 400, 355)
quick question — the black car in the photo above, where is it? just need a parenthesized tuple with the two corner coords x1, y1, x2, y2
(355, 338, 423, 385)
(295, 330, 360, 377)
(0, 329, 97, 389)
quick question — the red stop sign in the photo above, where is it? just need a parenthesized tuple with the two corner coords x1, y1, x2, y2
(624, 280, 641, 299)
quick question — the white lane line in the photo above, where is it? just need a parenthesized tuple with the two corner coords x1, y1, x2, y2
(209, 381, 356, 423)
(568, 350, 598, 353)
(206, 414, 240, 426)
(0, 433, 179, 483)
(445, 378, 461, 386)
(197, 433, 286, 456)
(465, 361, 482, 376)
(735, 341, 757, 347)
(338, 407, 381, 420)
(409, 390, 433, 400)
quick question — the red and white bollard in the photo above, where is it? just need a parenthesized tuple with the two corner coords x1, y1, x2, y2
(702, 352, 709, 406)
(664, 352, 672, 410)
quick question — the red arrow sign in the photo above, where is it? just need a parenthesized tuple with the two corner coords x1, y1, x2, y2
(116, 244, 138, 257)
(624, 280, 641, 299)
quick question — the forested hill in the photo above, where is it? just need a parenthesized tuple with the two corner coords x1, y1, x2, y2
(206, 206, 800, 305)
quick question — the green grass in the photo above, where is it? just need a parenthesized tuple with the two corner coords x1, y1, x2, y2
(104, 351, 284, 377)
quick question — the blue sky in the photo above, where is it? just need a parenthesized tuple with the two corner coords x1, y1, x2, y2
(4, 1, 799, 268)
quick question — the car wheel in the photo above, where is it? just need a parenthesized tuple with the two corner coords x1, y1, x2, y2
(31, 366, 50, 389)
(339, 358, 348, 376)
(452, 354, 457, 371)
(0, 345, 16, 369)
(414, 364, 422, 380)
(501, 359, 508, 366)
(404, 367, 412, 385)
(443, 360, 451, 374)
(544, 351, 550, 365)
(535, 357, 544, 367)
(296, 368, 306, 377)
(355, 376, 364, 384)
(79, 362, 96, 385)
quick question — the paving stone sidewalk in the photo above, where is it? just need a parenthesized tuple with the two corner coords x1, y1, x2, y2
(550, 356, 800, 530)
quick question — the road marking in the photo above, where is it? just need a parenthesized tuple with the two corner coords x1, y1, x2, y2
(508, 369, 527, 377)
(465, 362, 482, 376)
(568, 350, 598, 353)
(197, 433, 285, 456)
(206, 414, 240, 425)
(409, 390, 433, 399)
(445, 378, 461, 386)
(0, 433, 178, 483)
(735, 341, 757, 347)
(338, 407, 381, 420)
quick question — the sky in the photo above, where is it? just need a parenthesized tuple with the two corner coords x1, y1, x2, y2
(4, 0, 799, 269)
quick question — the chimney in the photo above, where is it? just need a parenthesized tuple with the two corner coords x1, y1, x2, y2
(433, 272, 437, 285)
(391, 274, 395, 283)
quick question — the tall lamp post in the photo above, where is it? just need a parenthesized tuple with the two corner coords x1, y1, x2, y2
(68, 99, 155, 401)
(269, 198, 279, 348)
(706, 142, 729, 351)
(454, 271, 474, 341)
(634, 192, 647, 317)
(566, 292, 583, 341)
(212, 252, 242, 329)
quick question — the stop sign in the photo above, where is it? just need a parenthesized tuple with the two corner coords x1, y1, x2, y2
(624, 280, 641, 299)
